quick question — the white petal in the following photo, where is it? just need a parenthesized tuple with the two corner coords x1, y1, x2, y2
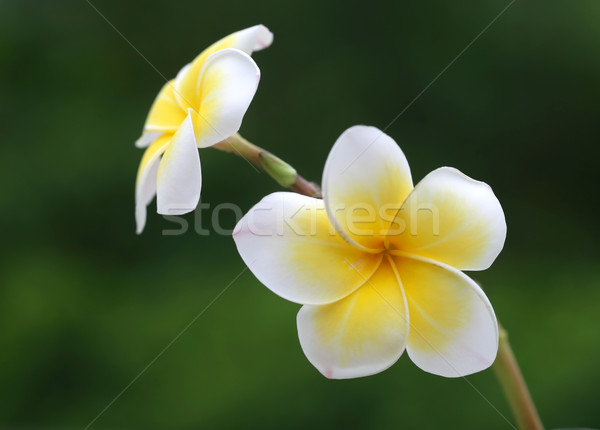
(233, 192, 382, 305)
(193, 48, 260, 148)
(388, 167, 506, 271)
(135, 131, 163, 148)
(391, 255, 498, 377)
(156, 111, 201, 215)
(135, 135, 171, 233)
(322, 125, 413, 251)
(297, 259, 408, 379)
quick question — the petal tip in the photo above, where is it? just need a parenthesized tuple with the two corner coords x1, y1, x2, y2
(135, 204, 147, 235)
(135, 131, 163, 148)
(254, 24, 274, 50)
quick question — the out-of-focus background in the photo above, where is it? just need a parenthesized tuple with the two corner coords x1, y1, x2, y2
(1, 0, 599, 428)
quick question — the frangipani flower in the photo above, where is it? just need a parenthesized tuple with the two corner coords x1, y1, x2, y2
(135, 25, 273, 233)
(233, 126, 506, 379)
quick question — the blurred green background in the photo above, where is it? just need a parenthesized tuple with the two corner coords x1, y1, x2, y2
(1, 0, 599, 428)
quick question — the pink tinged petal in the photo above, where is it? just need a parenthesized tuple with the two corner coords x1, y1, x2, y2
(297, 259, 409, 379)
(135, 135, 171, 234)
(233, 192, 382, 305)
(387, 167, 507, 271)
(193, 49, 260, 148)
(322, 125, 414, 252)
(391, 255, 498, 377)
(230, 24, 274, 52)
(156, 111, 202, 216)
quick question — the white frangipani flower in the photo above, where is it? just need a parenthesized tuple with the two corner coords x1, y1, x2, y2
(234, 125, 506, 379)
(135, 25, 273, 233)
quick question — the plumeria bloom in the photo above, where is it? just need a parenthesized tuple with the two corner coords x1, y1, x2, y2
(135, 25, 273, 233)
(234, 126, 506, 379)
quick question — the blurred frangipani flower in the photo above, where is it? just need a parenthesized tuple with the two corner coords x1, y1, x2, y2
(234, 125, 507, 379)
(134, 25, 273, 234)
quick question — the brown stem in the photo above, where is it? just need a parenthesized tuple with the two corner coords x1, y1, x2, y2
(291, 174, 322, 198)
(213, 134, 321, 198)
(493, 324, 544, 430)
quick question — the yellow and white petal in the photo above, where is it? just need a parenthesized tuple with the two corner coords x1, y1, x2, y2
(322, 125, 413, 251)
(388, 167, 506, 271)
(156, 112, 201, 215)
(135, 134, 171, 234)
(193, 48, 260, 148)
(391, 255, 498, 377)
(297, 259, 408, 379)
(174, 25, 272, 109)
(233, 192, 382, 305)
(142, 80, 186, 133)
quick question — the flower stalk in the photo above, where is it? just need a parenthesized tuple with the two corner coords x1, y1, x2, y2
(215, 133, 321, 198)
(493, 324, 544, 430)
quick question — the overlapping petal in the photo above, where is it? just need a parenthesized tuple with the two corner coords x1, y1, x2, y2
(390, 254, 498, 377)
(322, 125, 413, 252)
(192, 49, 260, 148)
(156, 112, 201, 216)
(387, 167, 506, 271)
(174, 25, 272, 109)
(297, 259, 408, 379)
(233, 192, 383, 305)
(135, 134, 171, 233)
(142, 80, 187, 136)
(135, 80, 185, 150)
